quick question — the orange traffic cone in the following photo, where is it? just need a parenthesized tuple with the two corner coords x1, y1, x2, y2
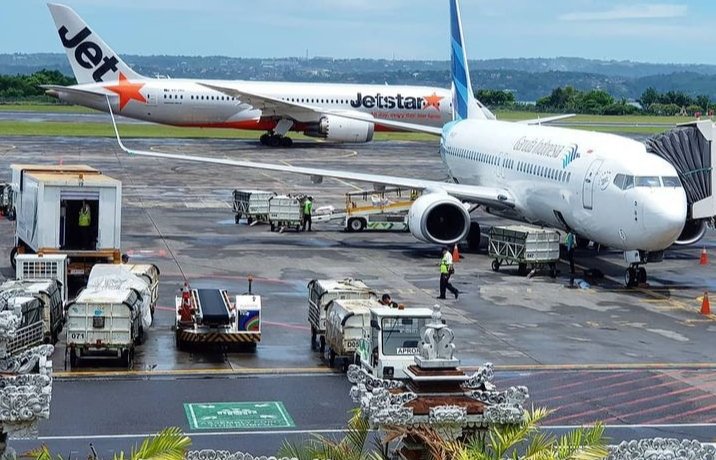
(452, 244, 460, 263)
(701, 292, 711, 315)
(700, 248, 709, 265)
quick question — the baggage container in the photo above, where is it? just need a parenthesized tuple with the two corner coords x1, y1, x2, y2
(232, 189, 275, 224)
(0, 294, 44, 355)
(324, 298, 380, 369)
(9, 164, 122, 277)
(66, 288, 142, 368)
(307, 278, 375, 352)
(15, 254, 69, 304)
(488, 225, 560, 277)
(268, 195, 304, 232)
(0, 278, 64, 344)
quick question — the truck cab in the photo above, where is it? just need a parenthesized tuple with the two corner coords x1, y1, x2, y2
(356, 307, 433, 379)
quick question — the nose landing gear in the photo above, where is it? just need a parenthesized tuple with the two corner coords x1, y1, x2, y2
(625, 265, 647, 288)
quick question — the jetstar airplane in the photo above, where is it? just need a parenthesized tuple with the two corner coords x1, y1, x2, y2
(111, 0, 698, 287)
(43, 3, 464, 147)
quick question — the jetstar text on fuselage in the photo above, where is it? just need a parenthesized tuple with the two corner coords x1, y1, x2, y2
(59, 25, 119, 82)
(350, 93, 433, 110)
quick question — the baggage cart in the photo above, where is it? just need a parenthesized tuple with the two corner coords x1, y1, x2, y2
(268, 195, 304, 232)
(16, 254, 69, 304)
(65, 288, 143, 368)
(307, 278, 375, 352)
(488, 225, 560, 277)
(324, 298, 380, 370)
(232, 189, 275, 224)
(0, 294, 45, 355)
(0, 278, 64, 344)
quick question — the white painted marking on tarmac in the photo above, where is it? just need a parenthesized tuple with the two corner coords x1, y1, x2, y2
(36, 423, 716, 441)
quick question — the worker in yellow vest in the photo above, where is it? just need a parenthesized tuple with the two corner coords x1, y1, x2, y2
(438, 247, 459, 300)
(78, 201, 92, 249)
(302, 196, 313, 232)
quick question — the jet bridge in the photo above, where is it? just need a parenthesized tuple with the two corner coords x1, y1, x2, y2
(645, 120, 715, 244)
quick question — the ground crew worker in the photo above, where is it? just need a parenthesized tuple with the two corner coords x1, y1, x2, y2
(78, 200, 92, 249)
(379, 293, 399, 308)
(565, 231, 576, 285)
(438, 247, 459, 300)
(302, 196, 313, 232)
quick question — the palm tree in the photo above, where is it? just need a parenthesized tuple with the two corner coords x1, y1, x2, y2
(27, 427, 191, 460)
(278, 408, 387, 460)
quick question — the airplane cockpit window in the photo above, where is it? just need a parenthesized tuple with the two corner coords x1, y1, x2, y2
(635, 176, 661, 187)
(613, 174, 636, 190)
(661, 176, 682, 187)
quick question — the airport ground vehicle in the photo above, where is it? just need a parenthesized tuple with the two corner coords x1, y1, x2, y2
(0, 291, 46, 355)
(232, 190, 276, 224)
(15, 254, 69, 304)
(268, 195, 306, 232)
(0, 279, 64, 344)
(65, 287, 143, 368)
(313, 187, 420, 232)
(307, 278, 376, 352)
(0, 182, 14, 219)
(488, 225, 560, 277)
(355, 307, 434, 379)
(9, 165, 122, 278)
(324, 298, 381, 370)
(175, 286, 261, 350)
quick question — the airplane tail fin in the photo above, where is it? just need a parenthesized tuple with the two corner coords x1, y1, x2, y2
(449, 0, 493, 121)
(47, 3, 143, 84)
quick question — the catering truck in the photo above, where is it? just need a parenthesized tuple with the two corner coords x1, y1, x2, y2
(9, 165, 122, 278)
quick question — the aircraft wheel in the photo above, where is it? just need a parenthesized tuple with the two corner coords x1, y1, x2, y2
(280, 136, 293, 147)
(625, 268, 637, 288)
(260, 134, 270, 145)
(269, 135, 281, 147)
(637, 267, 647, 285)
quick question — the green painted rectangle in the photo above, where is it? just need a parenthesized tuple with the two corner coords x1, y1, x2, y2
(184, 401, 295, 430)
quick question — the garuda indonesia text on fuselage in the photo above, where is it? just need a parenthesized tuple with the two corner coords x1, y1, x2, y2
(110, 0, 700, 287)
(44, 3, 452, 147)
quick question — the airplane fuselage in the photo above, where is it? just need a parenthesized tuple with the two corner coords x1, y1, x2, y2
(53, 79, 452, 132)
(440, 119, 687, 251)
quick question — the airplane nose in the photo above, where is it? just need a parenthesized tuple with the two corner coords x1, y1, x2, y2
(640, 190, 687, 250)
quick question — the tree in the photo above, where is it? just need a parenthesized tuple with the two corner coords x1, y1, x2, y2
(639, 87, 659, 109)
(27, 427, 191, 460)
(695, 94, 711, 112)
(476, 89, 515, 108)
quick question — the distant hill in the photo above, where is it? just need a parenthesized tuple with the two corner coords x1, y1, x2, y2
(3, 54, 716, 101)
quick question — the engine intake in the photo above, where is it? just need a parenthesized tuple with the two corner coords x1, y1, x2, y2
(674, 219, 709, 246)
(408, 193, 470, 245)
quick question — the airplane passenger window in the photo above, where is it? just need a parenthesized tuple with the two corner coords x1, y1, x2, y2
(662, 176, 682, 187)
(635, 176, 661, 187)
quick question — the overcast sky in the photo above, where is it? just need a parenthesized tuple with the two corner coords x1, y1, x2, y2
(1, 1, 714, 64)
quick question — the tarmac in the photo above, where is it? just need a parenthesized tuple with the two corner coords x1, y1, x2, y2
(0, 134, 715, 454)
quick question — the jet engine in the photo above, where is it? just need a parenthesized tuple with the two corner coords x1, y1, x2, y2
(408, 193, 471, 245)
(673, 219, 709, 246)
(305, 114, 375, 143)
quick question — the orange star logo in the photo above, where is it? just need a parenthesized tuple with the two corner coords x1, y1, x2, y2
(423, 92, 444, 111)
(104, 72, 147, 110)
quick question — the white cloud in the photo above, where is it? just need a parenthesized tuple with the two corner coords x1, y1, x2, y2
(559, 3, 688, 21)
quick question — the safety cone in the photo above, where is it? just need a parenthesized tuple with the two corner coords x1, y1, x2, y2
(701, 291, 711, 316)
(700, 248, 709, 265)
(452, 244, 460, 263)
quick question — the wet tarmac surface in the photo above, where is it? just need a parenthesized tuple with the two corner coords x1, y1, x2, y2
(1, 135, 715, 452)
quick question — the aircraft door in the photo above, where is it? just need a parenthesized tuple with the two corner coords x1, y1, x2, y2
(582, 159, 603, 210)
(144, 86, 159, 106)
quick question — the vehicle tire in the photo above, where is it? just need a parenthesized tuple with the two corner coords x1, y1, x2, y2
(319, 335, 326, 354)
(467, 222, 481, 252)
(247, 216, 254, 225)
(280, 137, 293, 147)
(135, 326, 144, 345)
(10, 247, 18, 271)
(7, 208, 15, 221)
(549, 263, 557, 279)
(260, 134, 270, 145)
(270, 223, 275, 232)
(328, 348, 336, 368)
(348, 218, 366, 232)
(69, 348, 78, 368)
(235, 214, 241, 224)
(637, 267, 647, 285)
(491, 259, 500, 272)
(517, 263, 527, 276)
(310, 326, 317, 351)
(342, 358, 350, 372)
(121, 349, 131, 368)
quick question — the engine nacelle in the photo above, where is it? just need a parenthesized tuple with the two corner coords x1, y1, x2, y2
(307, 114, 375, 143)
(673, 219, 709, 246)
(408, 193, 471, 245)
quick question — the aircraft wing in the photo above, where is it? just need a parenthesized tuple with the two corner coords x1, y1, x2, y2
(200, 83, 322, 117)
(517, 114, 576, 125)
(40, 84, 115, 98)
(108, 103, 513, 208)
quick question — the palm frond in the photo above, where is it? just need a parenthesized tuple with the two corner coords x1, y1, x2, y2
(129, 427, 191, 460)
(23, 444, 58, 460)
(277, 439, 318, 460)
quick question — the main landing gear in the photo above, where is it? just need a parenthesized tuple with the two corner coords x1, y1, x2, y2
(259, 133, 293, 147)
(625, 265, 647, 288)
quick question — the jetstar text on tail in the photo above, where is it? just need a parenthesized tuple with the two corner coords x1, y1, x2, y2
(59, 26, 119, 82)
(350, 93, 441, 110)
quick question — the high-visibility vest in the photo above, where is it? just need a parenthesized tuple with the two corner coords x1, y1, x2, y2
(440, 253, 450, 274)
(303, 200, 312, 214)
(78, 208, 91, 227)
